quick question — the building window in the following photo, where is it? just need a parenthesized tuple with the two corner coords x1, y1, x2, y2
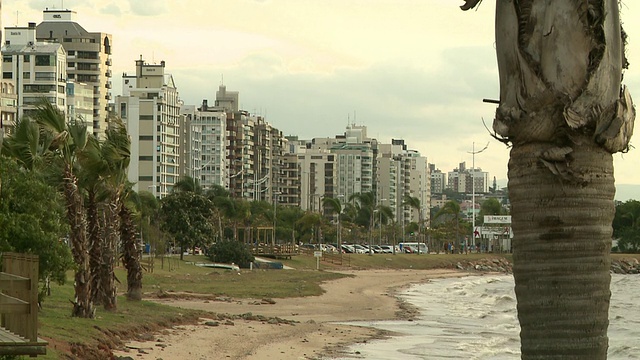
(139, 156, 153, 161)
(23, 55, 30, 62)
(23, 84, 56, 93)
(139, 135, 153, 141)
(120, 103, 127, 117)
(139, 115, 154, 120)
(68, 51, 75, 56)
(35, 55, 54, 66)
(35, 72, 55, 81)
(2, 72, 12, 79)
(2, 55, 12, 63)
(138, 176, 153, 181)
(22, 72, 30, 79)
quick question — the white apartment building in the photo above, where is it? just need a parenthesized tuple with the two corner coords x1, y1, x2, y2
(2, 23, 67, 120)
(401, 150, 431, 228)
(36, 9, 113, 139)
(181, 100, 227, 189)
(66, 80, 94, 132)
(296, 149, 336, 212)
(116, 58, 181, 198)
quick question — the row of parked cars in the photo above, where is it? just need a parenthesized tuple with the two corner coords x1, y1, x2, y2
(301, 242, 429, 254)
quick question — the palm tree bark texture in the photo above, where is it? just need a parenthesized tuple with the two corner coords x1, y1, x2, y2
(463, 1, 634, 358)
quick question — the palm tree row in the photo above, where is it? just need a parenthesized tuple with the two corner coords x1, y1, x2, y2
(2, 101, 140, 317)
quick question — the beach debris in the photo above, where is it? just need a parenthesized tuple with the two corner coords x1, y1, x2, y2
(204, 321, 220, 327)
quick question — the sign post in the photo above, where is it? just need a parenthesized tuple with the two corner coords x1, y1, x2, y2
(314, 251, 322, 270)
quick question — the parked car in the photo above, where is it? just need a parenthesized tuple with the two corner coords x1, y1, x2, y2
(351, 244, 368, 254)
(341, 244, 355, 253)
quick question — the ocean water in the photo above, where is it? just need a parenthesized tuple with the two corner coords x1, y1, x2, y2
(336, 274, 640, 359)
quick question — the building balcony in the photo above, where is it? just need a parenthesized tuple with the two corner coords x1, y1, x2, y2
(105, 58, 112, 66)
(105, 70, 112, 78)
(105, 81, 112, 89)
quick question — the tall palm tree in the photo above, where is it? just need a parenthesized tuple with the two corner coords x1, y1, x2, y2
(101, 119, 131, 309)
(462, 1, 634, 357)
(322, 197, 343, 249)
(174, 176, 202, 193)
(435, 200, 462, 252)
(403, 195, 424, 253)
(120, 186, 143, 301)
(77, 135, 106, 306)
(33, 100, 94, 318)
(375, 205, 394, 246)
(349, 192, 376, 254)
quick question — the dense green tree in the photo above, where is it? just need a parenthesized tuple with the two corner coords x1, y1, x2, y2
(476, 197, 507, 225)
(160, 191, 215, 260)
(207, 240, 254, 268)
(612, 200, 640, 252)
(296, 211, 323, 244)
(0, 157, 73, 299)
(434, 200, 463, 251)
(277, 206, 304, 244)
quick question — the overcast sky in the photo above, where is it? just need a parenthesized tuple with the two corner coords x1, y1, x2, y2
(5, 0, 640, 199)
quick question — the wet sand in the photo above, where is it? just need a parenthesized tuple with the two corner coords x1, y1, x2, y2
(113, 269, 466, 359)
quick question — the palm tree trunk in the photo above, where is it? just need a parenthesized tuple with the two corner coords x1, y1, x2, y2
(120, 204, 143, 300)
(489, 1, 633, 356)
(64, 167, 94, 318)
(509, 141, 613, 358)
(101, 196, 120, 311)
(87, 190, 103, 305)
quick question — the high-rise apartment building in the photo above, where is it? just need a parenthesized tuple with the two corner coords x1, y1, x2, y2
(377, 140, 430, 227)
(0, 0, 17, 135)
(429, 164, 447, 194)
(116, 58, 181, 198)
(36, 9, 113, 139)
(181, 100, 227, 189)
(66, 81, 94, 132)
(2, 22, 67, 120)
(447, 162, 489, 194)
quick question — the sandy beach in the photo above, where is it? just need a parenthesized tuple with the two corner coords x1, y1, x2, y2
(113, 269, 466, 360)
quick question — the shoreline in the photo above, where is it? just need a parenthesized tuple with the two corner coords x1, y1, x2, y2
(113, 269, 470, 359)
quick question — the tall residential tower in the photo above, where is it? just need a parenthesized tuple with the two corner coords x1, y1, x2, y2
(36, 9, 113, 139)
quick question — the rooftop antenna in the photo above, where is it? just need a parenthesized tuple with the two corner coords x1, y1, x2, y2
(221, 74, 224, 86)
(16, 11, 19, 26)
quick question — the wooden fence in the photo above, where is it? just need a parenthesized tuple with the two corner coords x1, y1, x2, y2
(0, 252, 47, 356)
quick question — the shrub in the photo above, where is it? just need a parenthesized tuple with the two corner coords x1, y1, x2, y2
(207, 240, 254, 268)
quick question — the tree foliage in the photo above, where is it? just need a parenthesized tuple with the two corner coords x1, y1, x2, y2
(613, 200, 640, 252)
(207, 240, 254, 268)
(0, 157, 73, 293)
(160, 191, 215, 259)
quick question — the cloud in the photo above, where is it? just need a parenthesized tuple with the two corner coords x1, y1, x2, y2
(127, 0, 168, 16)
(100, 3, 122, 16)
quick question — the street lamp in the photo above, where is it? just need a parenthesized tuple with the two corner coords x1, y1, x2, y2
(468, 142, 489, 254)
